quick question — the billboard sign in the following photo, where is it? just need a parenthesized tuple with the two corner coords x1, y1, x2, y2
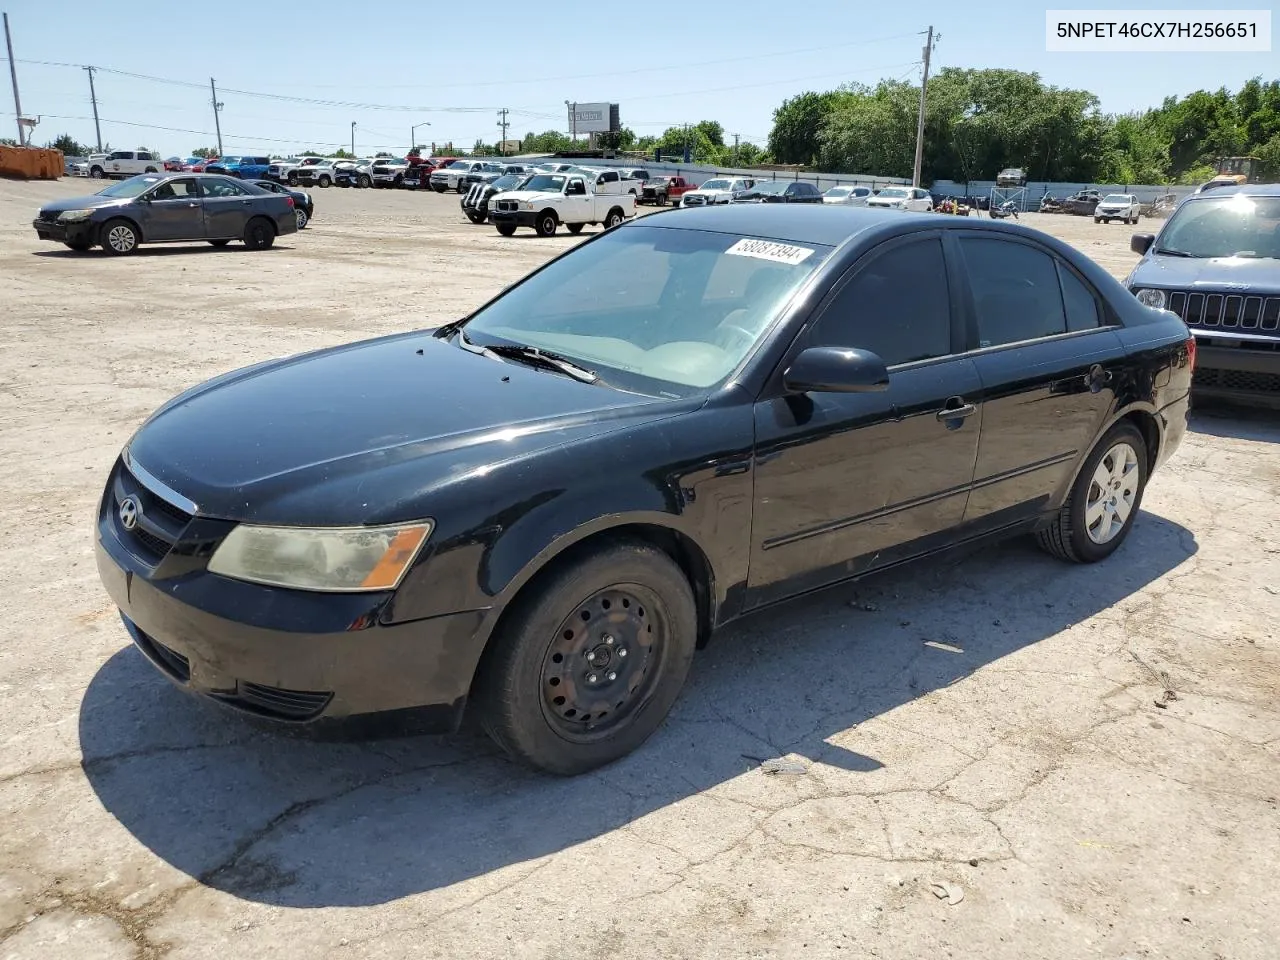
(570, 102, 618, 134)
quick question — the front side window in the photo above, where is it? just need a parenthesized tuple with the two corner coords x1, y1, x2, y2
(960, 238, 1067, 347)
(461, 226, 833, 395)
(148, 178, 200, 200)
(807, 238, 952, 366)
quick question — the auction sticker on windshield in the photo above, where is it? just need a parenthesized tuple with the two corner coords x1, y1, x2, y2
(726, 238, 815, 265)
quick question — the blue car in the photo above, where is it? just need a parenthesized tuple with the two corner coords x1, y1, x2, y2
(203, 155, 273, 179)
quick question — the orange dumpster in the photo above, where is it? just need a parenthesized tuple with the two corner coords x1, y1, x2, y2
(0, 146, 63, 180)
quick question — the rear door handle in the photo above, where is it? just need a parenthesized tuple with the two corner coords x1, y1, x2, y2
(936, 402, 976, 422)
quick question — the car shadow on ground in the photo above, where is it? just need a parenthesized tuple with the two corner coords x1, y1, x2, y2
(79, 514, 1196, 908)
(1188, 401, 1280, 442)
(32, 245, 294, 258)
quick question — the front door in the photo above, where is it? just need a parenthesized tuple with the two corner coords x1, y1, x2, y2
(563, 176, 592, 220)
(747, 233, 982, 607)
(200, 178, 254, 239)
(951, 234, 1125, 528)
(138, 177, 204, 241)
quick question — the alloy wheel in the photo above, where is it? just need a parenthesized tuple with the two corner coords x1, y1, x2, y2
(107, 225, 136, 253)
(1085, 442, 1140, 544)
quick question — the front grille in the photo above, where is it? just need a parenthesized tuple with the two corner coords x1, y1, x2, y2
(39, 210, 61, 223)
(233, 682, 333, 720)
(495, 199, 518, 212)
(1168, 290, 1280, 334)
(111, 462, 194, 562)
(1194, 366, 1280, 394)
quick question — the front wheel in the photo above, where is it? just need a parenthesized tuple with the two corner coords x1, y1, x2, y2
(472, 541, 697, 775)
(243, 217, 276, 250)
(287, 173, 299, 186)
(100, 219, 139, 256)
(1036, 421, 1148, 563)
(466, 210, 487, 224)
(89, 167, 104, 179)
(535, 211, 557, 237)
(63, 239, 93, 252)
(318, 175, 332, 188)
(496, 223, 517, 236)
(358, 174, 372, 189)
(567, 223, 584, 234)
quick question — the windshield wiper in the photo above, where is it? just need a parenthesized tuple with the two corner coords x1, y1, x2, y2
(458, 333, 598, 383)
(485, 343, 599, 383)
(1152, 247, 1195, 257)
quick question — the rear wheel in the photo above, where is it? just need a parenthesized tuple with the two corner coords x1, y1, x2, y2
(472, 541, 697, 775)
(567, 223, 584, 235)
(243, 217, 276, 250)
(295, 208, 309, 229)
(358, 174, 372, 189)
(144, 166, 157, 174)
(496, 223, 517, 236)
(318, 175, 332, 188)
(1036, 422, 1148, 563)
(604, 208, 624, 229)
(100, 219, 139, 256)
(535, 211, 557, 237)
(288, 173, 300, 186)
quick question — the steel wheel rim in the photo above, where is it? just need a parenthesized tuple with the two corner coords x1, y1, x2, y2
(108, 226, 135, 252)
(1085, 441, 1139, 544)
(539, 584, 668, 742)
(296, 209, 308, 228)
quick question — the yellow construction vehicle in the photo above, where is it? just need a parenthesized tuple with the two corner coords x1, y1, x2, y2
(1196, 156, 1262, 193)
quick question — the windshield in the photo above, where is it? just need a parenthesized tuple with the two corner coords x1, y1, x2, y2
(1103, 194, 1132, 203)
(490, 175, 522, 190)
(446, 160, 470, 169)
(97, 176, 165, 199)
(460, 225, 833, 396)
(523, 174, 567, 192)
(219, 157, 242, 164)
(1156, 195, 1280, 259)
(877, 188, 909, 199)
(825, 187, 851, 196)
(751, 181, 788, 195)
(700, 180, 731, 190)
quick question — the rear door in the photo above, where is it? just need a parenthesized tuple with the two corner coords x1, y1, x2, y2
(952, 234, 1124, 530)
(748, 232, 983, 606)
(201, 177, 255, 238)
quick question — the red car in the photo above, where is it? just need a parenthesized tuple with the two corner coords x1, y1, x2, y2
(181, 156, 218, 173)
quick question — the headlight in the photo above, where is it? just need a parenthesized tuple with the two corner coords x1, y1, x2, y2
(58, 209, 95, 221)
(520, 201, 535, 210)
(207, 521, 433, 592)
(1135, 288, 1166, 309)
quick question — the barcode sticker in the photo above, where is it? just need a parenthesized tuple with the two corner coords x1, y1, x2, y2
(726, 238, 814, 265)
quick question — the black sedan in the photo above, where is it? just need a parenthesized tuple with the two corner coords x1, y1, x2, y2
(733, 180, 823, 203)
(461, 173, 528, 223)
(96, 206, 1192, 774)
(252, 179, 315, 229)
(33, 173, 298, 254)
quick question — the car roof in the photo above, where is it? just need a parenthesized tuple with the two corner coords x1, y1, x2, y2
(637, 205, 931, 245)
(1196, 182, 1280, 198)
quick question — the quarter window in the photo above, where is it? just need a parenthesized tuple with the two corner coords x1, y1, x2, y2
(1059, 264, 1103, 332)
(960, 238, 1067, 348)
(808, 238, 953, 366)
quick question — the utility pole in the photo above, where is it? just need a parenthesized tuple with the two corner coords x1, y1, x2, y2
(84, 66, 102, 151)
(733, 133, 740, 166)
(497, 108, 509, 155)
(209, 78, 224, 157)
(911, 25, 935, 189)
(4, 13, 25, 146)
(350, 121, 356, 157)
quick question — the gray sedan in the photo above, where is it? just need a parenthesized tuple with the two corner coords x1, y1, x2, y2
(32, 173, 299, 255)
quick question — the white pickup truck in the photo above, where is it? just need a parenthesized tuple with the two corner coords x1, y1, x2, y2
(489, 172, 635, 237)
(82, 150, 163, 180)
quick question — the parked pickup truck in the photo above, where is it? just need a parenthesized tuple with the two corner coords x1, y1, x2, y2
(292, 162, 337, 188)
(489, 172, 635, 237)
(268, 156, 329, 185)
(84, 151, 162, 180)
(639, 175, 693, 206)
(204, 156, 273, 179)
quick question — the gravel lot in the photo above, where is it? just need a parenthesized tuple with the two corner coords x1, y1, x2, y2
(1, 179, 1277, 960)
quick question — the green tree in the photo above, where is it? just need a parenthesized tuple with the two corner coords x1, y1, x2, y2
(597, 126, 637, 152)
(519, 130, 573, 153)
(191, 146, 218, 158)
(769, 91, 854, 165)
(47, 134, 87, 156)
(331, 148, 354, 159)
(0, 137, 16, 147)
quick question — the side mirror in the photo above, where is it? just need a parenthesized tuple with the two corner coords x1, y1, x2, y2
(783, 346, 890, 394)
(1130, 233, 1155, 255)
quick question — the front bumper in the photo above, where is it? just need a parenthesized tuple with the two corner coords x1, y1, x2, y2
(490, 209, 537, 227)
(1192, 340, 1280, 406)
(33, 218, 96, 244)
(95, 472, 486, 731)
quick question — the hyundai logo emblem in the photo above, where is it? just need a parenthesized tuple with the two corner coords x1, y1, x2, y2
(119, 497, 140, 531)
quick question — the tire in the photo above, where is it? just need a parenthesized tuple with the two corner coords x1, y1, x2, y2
(242, 217, 276, 250)
(318, 175, 331, 188)
(1035, 421, 1148, 564)
(100, 219, 139, 256)
(535, 211, 557, 237)
(358, 174, 372, 189)
(208, 239, 231, 247)
(90, 166, 104, 179)
(1094, 217, 1102, 224)
(472, 540, 697, 775)
(144, 167, 157, 174)
(604, 208, 624, 229)
(496, 223, 517, 236)
(295, 208, 309, 229)
(567, 223, 584, 234)
(288, 173, 299, 186)
(466, 210, 486, 224)
(63, 239, 93, 252)
(433, 183, 446, 193)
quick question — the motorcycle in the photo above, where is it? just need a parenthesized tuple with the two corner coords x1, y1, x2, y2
(989, 200, 1020, 219)
(1038, 195, 1062, 213)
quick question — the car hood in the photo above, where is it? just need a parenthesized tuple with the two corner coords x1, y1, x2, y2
(38, 194, 132, 215)
(1129, 254, 1280, 292)
(492, 190, 562, 202)
(866, 196, 904, 205)
(125, 332, 680, 524)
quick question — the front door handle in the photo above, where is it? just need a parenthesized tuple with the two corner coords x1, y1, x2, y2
(936, 400, 976, 422)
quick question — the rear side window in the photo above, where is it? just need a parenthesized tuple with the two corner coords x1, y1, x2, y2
(807, 237, 952, 366)
(1059, 264, 1103, 331)
(960, 238, 1067, 348)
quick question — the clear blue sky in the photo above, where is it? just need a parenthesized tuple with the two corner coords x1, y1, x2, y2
(1, 0, 1273, 157)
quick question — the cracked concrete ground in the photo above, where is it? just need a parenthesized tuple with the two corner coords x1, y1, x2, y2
(1, 180, 1277, 960)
